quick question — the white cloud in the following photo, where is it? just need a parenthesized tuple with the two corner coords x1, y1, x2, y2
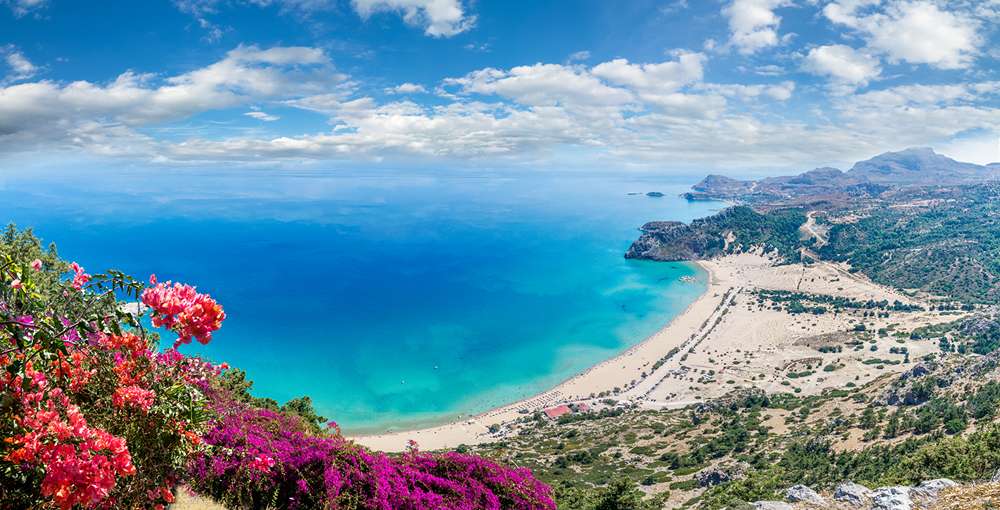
(2, 0, 47, 17)
(803, 44, 881, 88)
(0, 41, 996, 173)
(2, 46, 38, 83)
(824, 0, 982, 69)
(846, 81, 999, 108)
(568, 51, 591, 62)
(936, 132, 1000, 165)
(444, 64, 635, 108)
(245, 110, 280, 121)
(722, 0, 792, 54)
(591, 53, 705, 92)
(590, 53, 722, 115)
(701, 81, 796, 101)
(385, 82, 428, 94)
(0, 45, 343, 150)
(351, 0, 474, 37)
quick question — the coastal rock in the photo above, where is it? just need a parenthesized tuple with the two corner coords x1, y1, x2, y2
(871, 486, 912, 510)
(785, 484, 825, 505)
(911, 479, 957, 499)
(834, 481, 874, 507)
(646, 191, 665, 197)
(753, 502, 793, 510)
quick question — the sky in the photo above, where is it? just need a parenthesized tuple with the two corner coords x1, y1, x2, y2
(0, 0, 998, 174)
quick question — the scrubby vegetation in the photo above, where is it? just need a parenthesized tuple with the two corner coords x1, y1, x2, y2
(469, 352, 1000, 509)
(819, 184, 1000, 304)
(0, 227, 554, 510)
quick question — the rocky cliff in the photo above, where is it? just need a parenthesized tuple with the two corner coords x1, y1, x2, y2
(626, 206, 807, 262)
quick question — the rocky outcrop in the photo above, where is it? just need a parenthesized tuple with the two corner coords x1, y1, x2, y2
(910, 479, 957, 499)
(754, 502, 794, 510)
(871, 486, 911, 510)
(748, 479, 961, 510)
(785, 485, 825, 505)
(834, 482, 874, 507)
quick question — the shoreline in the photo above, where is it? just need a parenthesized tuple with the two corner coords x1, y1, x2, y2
(351, 259, 726, 452)
(351, 251, 954, 452)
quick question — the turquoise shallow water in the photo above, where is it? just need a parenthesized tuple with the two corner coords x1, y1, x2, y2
(0, 168, 721, 432)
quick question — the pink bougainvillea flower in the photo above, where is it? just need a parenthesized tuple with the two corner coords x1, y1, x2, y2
(141, 278, 226, 348)
(30, 258, 42, 271)
(68, 262, 90, 290)
(112, 385, 156, 413)
(10, 278, 23, 290)
(6, 366, 135, 510)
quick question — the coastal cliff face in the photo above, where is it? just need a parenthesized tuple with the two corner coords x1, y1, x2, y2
(624, 221, 722, 261)
(626, 206, 807, 262)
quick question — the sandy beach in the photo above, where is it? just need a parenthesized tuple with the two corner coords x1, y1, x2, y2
(352, 252, 961, 452)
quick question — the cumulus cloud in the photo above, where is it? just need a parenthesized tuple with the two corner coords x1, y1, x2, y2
(444, 64, 635, 108)
(803, 44, 881, 89)
(0, 45, 342, 151)
(351, 0, 474, 37)
(591, 53, 704, 92)
(385, 82, 428, 94)
(0, 39, 995, 173)
(722, 0, 792, 54)
(824, 0, 982, 69)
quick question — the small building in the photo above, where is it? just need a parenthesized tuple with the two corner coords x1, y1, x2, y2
(575, 402, 591, 413)
(542, 405, 571, 420)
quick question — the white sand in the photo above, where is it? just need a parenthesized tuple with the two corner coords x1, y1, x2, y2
(351, 253, 960, 452)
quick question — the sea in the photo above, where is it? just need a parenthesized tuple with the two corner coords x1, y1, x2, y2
(0, 167, 723, 433)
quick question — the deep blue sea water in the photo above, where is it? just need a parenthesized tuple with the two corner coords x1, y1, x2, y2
(0, 168, 721, 432)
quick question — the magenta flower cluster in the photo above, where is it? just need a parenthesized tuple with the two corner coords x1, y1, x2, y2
(188, 407, 556, 510)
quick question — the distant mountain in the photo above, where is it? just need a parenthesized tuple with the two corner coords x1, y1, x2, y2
(685, 148, 1000, 203)
(849, 147, 996, 185)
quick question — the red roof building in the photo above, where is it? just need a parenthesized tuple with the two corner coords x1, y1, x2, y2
(575, 402, 590, 413)
(543, 405, 571, 420)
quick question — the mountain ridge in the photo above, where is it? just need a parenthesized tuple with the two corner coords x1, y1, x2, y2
(684, 148, 1000, 203)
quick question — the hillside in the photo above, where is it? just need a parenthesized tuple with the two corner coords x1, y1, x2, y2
(632, 179, 1000, 306)
(469, 330, 1000, 509)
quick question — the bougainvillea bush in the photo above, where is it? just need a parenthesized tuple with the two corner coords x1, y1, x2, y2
(0, 226, 555, 510)
(188, 407, 555, 509)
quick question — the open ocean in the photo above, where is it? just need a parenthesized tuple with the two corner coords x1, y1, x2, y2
(0, 167, 722, 433)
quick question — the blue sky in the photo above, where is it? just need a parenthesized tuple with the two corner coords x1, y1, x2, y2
(1, 0, 998, 174)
